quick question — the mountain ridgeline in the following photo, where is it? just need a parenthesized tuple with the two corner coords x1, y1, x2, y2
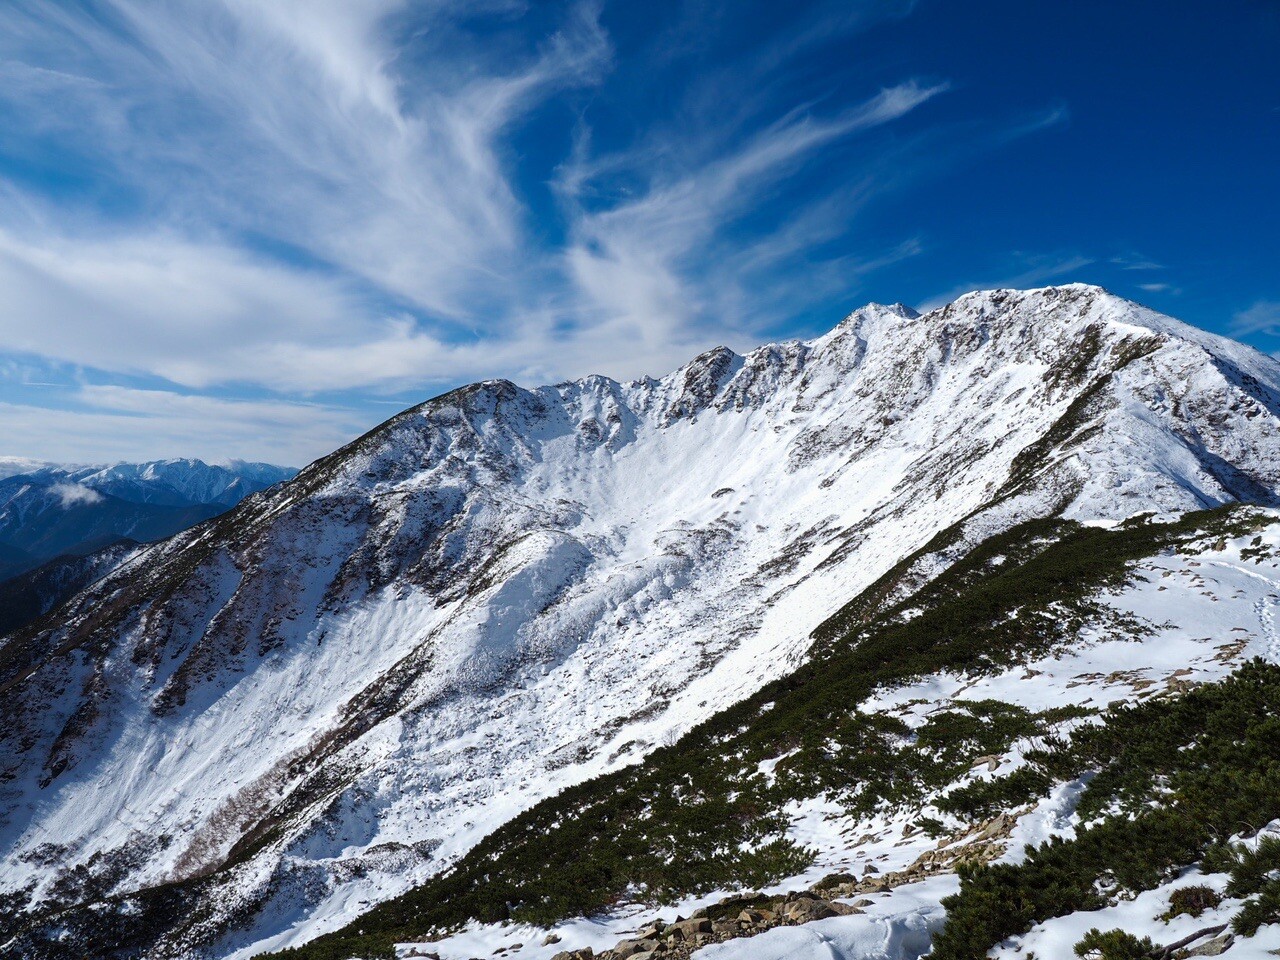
(2, 285, 1280, 960)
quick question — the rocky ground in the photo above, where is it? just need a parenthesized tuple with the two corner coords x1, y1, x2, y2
(400, 811, 1022, 960)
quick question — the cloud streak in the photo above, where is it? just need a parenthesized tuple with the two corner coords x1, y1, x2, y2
(1, 386, 372, 466)
(558, 80, 949, 360)
(1232, 301, 1280, 338)
(0, 1, 1069, 463)
(0, 0, 610, 319)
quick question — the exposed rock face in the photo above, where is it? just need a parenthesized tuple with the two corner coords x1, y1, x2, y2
(2, 285, 1280, 958)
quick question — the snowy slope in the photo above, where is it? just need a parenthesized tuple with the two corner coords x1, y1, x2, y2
(0, 457, 56, 482)
(2, 285, 1280, 958)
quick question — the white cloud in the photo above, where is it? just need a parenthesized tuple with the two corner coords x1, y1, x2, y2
(0, 3, 1069, 463)
(558, 81, 949, 350)
(0, 11, 954, 399)
(0, 0, 609, 321)
(1, 388, 371, 466)
(1111, 254, 1166, 271)
(1232, 300, 1280, 338)
(0, 225, 371, 389)
(50, 482, 104, 507)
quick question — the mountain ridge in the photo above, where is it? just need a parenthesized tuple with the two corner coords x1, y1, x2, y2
(3, 284, 1280, 959)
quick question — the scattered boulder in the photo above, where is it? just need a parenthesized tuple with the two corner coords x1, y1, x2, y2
(782, 898, 837, 923)
(665, 918, 711, 941)
(1181, 932, 1234, 956)
(587, 825, 1021, 960)
(612, 940, 652, 959)
(827, 902, 863, 917)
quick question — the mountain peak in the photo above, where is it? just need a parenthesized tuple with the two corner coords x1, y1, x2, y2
(930, 282, 1113, 322)
(933, 284, 1279, 377)
(830, 300, 921, 333)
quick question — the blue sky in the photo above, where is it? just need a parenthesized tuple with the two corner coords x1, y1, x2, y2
(0, 0, 1276, 466)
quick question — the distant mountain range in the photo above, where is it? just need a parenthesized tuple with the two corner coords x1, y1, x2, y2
(0, 458, 295, 584)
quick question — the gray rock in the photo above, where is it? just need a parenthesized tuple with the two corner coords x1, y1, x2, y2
(1183, 933, 1234, 957)
(666, 918, 712, 939)
(782, 899, 838, 922)
(613, 940, 651, 958)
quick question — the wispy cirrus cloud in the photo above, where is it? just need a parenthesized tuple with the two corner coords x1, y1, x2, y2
(1232, 301, 1280, 338)
(557, 80, 949, 358)
(1111, 254, 1167, 271)
(0, 0, 1071, 463)
(0, 0, 610, 320)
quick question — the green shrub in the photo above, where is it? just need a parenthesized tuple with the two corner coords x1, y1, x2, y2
(931, 660, 1280, 958)
(1233, 879, 1280, 936)
(1073, 928, 1156, 960)
(1163, 884, 1221, 919)
(1204, 835, 1280, 937)
(1225, 836, 1280, 899)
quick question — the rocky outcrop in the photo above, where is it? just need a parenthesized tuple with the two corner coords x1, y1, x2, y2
(542, 892, 859, 960)
(537, 811, 1021, 960)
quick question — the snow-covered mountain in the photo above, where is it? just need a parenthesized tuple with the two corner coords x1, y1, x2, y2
(2, 285, 1280, 960)
(0, 459, 295, 582)
(0, 457, 55, 482)
(43, 459, 296, 508)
